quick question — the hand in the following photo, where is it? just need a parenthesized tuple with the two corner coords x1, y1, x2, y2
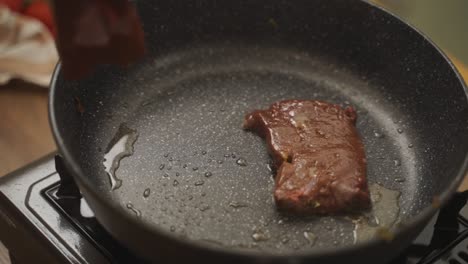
(52, 0, 145, 79)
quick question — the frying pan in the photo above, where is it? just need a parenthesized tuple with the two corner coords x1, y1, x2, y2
(49, 0, 468, 263)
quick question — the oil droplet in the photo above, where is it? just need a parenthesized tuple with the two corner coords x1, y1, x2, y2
(303, 232, 317, 246)
(266, 164, 273, 172)
(201, 192, 206, 197)
(159, 164, 165, 170)
(408, 144, 413, 148)
(217, 160, 224, 164)
(252, 230, 270, 242)
(143, 188, 151, 198)
(175, 172, 180, 176)
(393, 160, 401, 167)
(163, 153, 169, 158)
(194, 180, 205, 186)
(170, 226, 176, 232)
(126, 203, 141, 218)
(236, 158, 247, 167)
(224, 154, 230, 158)
(201, 151, 207, 155)
(199, 205, 210, 212)
(373, 131, 384, 138)
(204, 172, 213, 177)
(183, 164, 188, 168)
(173, 180, 179, 186)
(281, 237, 289, 244)
(229, 201, 248, 209)
(365, 214, 380, 227)
(397, 128, 403, 134)
(103, 124, 138, 190)
(193, 167, 199, 171)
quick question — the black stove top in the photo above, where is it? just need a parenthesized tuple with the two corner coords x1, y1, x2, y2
(0, 154, 467, 264)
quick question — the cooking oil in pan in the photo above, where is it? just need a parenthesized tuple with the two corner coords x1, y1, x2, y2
(303, 231, 317, 246)
(143, 188, 151, 198)
(126, 203, 142, 218)
(352, 183, 400, 243)
(103, 123, 138, 190)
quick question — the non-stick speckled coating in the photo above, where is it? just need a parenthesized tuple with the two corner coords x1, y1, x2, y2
(50, 0, 468, 261)
(80, 45, 424, 252)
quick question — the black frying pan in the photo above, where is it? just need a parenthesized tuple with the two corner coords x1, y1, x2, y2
(49, 0, 468, 263)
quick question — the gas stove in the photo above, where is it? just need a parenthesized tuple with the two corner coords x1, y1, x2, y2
(0, 154, 467, 264)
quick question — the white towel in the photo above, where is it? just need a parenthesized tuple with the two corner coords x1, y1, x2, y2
(0, 6, 58, 87)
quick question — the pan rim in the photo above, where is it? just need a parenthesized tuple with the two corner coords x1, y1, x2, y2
(48, 0, 468, 259)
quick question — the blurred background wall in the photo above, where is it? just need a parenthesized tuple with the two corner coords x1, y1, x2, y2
(373, 0, 468, 66)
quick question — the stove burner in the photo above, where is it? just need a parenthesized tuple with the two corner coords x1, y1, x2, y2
(44, 183, 141, 263)
(0, 154, 466, 264)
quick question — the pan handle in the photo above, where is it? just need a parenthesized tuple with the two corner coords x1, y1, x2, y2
(416, 191, 467, 263)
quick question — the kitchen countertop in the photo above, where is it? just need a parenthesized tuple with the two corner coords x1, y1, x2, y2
(0, 80, 55, 177)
